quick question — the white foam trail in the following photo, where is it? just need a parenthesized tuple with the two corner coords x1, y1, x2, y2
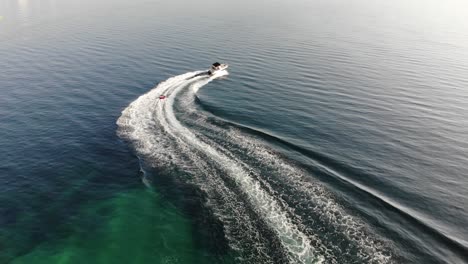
(174, 87, 395, 263)
(117, 72, 199, 166)
(118, 71, 324, 264)
(227, 132, 394, 263)
(164, 74, 323, 263)
(181, 112, 395, 264)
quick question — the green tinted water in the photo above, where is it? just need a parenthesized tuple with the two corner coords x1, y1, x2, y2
(10, 189, 230, 264)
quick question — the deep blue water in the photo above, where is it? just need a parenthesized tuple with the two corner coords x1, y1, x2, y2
(1, 0, 468, 263)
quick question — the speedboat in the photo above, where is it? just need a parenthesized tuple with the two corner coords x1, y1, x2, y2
(208, 62, 228, 75)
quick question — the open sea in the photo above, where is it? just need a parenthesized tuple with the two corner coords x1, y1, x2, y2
(1, 0, 468, 263)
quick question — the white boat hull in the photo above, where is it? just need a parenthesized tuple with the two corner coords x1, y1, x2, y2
(209, 63, 229, 75)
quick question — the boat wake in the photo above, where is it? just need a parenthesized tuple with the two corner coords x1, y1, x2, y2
(116, 70, 395, 263)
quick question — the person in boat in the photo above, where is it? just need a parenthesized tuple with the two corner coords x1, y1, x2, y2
(209, 62, 228, 75)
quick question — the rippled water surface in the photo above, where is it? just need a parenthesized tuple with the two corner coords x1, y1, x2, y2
(1, 0, 468, 263)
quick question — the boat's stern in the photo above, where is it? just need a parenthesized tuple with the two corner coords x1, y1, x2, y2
(209, 62, 229, 75)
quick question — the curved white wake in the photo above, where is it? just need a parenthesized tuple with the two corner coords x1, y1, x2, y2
(117, 71, 323, 263)
(117, 70, 394, 264)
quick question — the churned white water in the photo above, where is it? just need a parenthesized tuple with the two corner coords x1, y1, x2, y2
(117, 70, 394, 263)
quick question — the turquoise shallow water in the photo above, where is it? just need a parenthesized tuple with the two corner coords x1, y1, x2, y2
(1, 0, 468, 263)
